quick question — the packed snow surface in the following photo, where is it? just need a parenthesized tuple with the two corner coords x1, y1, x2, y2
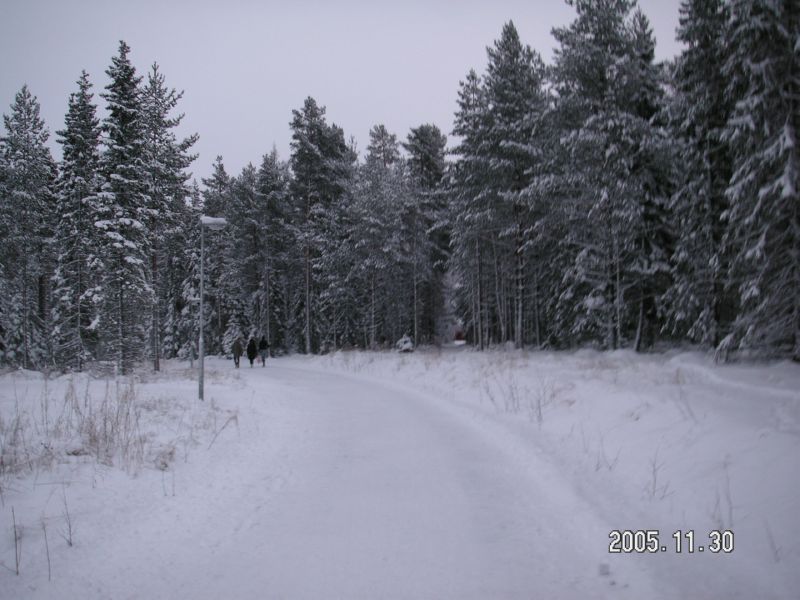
(1, 348, 798, 599)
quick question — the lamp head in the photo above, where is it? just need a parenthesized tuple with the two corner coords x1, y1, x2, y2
(200, 215, 227, 230)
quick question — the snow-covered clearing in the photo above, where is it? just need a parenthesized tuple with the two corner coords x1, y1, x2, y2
(1, 349, 798, 599)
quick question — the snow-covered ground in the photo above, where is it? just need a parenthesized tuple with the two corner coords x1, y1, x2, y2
(1, 348, 798, 599)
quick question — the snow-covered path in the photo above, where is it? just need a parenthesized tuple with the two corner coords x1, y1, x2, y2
(129, 364, 617, 599)
(7, 354, 796, 599)
(192, 365, 620, 600)
(5, 361, 645, 599)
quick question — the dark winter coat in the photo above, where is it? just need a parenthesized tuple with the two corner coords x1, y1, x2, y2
(258, 337, 269, 351)
(232, 339, 244, 358)
(246, 338, 258, 361)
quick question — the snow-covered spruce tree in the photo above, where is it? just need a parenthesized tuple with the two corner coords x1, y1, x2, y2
(549, 1, 672, 350)
(483, 21, 548, 349)
(403, 123, 448, 345)
(550, 0, 632, 348)
(664, 0, 734, 348)
(622, 10, 675, 351)
(256, 148, 293, 352)
(346, 124, 409, 349)
(222, 163, 264, 347)
(167, 181, 202, 362)
(0, 142, 5, 359)
(313, 136, 358, 352)
(95, 41, 151, 374)
(449, 69, 491, 349)
(449, 22, 548, 349)
(366, 125, 408, 347)
(51, 71, 104, 371)
(218, 159, 251, 359)
(289, 97, 353, 353)
(159, 181, 198, 361)
(141, 63, 197, 370)
(550, 0, 630, 348)
(198, 156, 233, 355)
(718, 0, 800, 360)
(316, 206, 360, 350)
(0, 85, 57, 368)
(516, 90, 567, 349)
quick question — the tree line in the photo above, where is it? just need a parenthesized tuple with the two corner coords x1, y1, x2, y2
(0, 0, 797, 373)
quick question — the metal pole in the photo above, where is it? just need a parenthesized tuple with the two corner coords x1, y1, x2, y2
(199, 223, 205, 401)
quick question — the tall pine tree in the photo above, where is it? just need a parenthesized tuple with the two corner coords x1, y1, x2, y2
(141, 62, 198, 370)
(51, 71, 104, 370)
(719, 0, 800, 360)
(0, 86, 56, 368)
(483, 21, 547, 348)
(664, 0, 734, 348)
(449, 22, 548, 349)
(199, 156, 233, 354)
(550, 0, 671, 350)
(256, 148, 292, 351)
(96, 41, 150, 374)
(404, 123, 448, 345)
(289, 97, 353, 353)
(450, 69, 491, 348)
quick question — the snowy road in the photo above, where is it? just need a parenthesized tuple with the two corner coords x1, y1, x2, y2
(214, 366, 601, 599)
(116, 363, 652, 600)
(8, 360, 718, 599)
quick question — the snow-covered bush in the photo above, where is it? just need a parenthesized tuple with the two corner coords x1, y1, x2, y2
(395, 335, 414, 353)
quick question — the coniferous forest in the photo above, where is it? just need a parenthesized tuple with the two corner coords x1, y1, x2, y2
(1, 0, 798, 374)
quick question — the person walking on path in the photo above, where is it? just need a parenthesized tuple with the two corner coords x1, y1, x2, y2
(258, 336, 269, 366)
(246, 337, 258, 367)
(232, 338, 243, 368)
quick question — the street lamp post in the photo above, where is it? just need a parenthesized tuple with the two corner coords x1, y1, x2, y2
(199, 215, 227, 401)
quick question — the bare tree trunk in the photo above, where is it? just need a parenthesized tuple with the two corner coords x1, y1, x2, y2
(370, 273, 376, 349)
(614, 236, 622, 349)
(117, 257, 125, 375)
(634, 293, 644, 352)
(265, 257, 271, 347)
(606, 246, 615, 350)
(22, 263, 30, 369)
(77, 231, 85, 371)
(38, 274, 47, 325)
(413, 238, 419, 347)
(533, 264, 541, 348)
(151, 251, 160, 372)
(793, 185, 800, 362)
(305, 243, 311, 354)
(471, 271, 477, 347)
(515, 221, 524, 350)
(705, 138, 722, 348)
(492, 242, 506, 343)
(476, 239, 485, 351)
(216, 262, 222, 356)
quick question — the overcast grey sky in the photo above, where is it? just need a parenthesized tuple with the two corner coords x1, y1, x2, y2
(2, 0, 683, 184)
